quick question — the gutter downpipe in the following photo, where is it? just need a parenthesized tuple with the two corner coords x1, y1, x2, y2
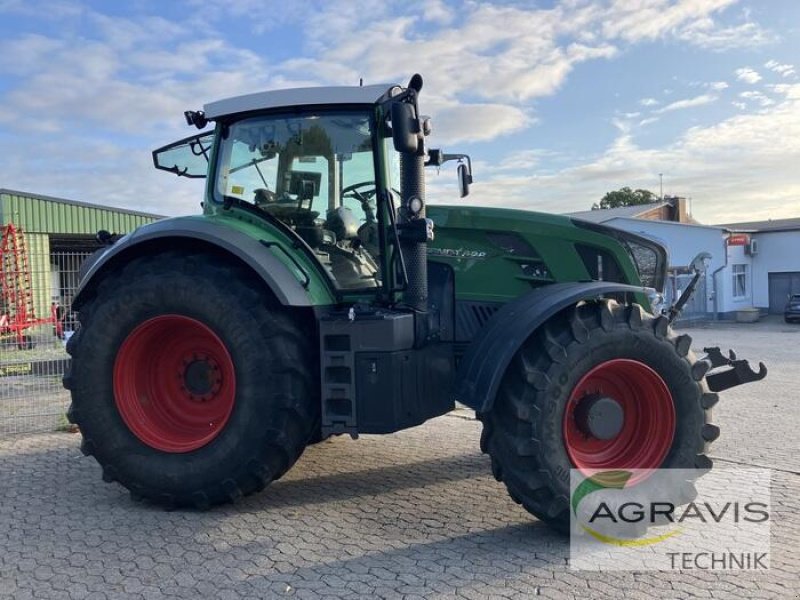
(712, 230, 730, 320)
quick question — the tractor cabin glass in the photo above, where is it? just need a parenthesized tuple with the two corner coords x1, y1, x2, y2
(213, 112, 398, 291)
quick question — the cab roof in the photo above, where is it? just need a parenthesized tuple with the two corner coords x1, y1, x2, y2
(203, 84, 394, 119)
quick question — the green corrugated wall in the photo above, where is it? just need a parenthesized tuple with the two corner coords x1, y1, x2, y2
(26, 233, 51, 320)
(0, 189, 161, 321)
(0, 190, 159, 234)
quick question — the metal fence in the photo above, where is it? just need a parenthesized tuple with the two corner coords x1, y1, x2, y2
(1, 251, 89, 435)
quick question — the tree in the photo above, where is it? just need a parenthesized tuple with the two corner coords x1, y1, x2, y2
(592, 187, 658, 210)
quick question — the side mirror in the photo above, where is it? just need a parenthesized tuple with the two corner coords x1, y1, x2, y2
(391, 102, 418, 154)
(457, 162, 472, 198)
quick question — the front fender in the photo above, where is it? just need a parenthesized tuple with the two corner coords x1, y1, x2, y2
(457, 281, 649, 412)
(73, 217, 331, 310)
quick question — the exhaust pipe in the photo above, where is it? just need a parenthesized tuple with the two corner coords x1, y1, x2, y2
(399, 151, 428, 313)
(389, 74, 433, 342)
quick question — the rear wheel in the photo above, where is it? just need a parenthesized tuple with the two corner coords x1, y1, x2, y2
(480, 300, 718, 531)
(64, 252, 318, 508)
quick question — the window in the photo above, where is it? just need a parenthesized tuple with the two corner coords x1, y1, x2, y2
(152, 132, 213, 178)
(214, 112, 385, 291)
(732, 264, 748, 298)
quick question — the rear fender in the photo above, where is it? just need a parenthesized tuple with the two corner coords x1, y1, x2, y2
(457, 281, 648, 413)
(72, 217, 330, 310)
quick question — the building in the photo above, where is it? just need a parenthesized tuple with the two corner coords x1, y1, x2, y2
(714, 218, 800, 317)
(568, 196, 696, 225)
(568, 203, 800, 320)
(0, 189, 161, 320)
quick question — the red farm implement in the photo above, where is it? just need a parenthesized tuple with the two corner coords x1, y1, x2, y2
(0, 223, 58, 349)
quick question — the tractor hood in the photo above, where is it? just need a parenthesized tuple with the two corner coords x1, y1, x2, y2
(426, 205, 667, 304)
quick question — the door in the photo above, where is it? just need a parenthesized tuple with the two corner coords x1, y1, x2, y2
(768, 272, 800, 314)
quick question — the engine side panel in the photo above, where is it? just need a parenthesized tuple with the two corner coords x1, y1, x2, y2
(427, 205, 644, 307)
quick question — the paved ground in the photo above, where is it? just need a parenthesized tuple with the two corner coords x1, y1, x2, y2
(1, 318, 798, 599)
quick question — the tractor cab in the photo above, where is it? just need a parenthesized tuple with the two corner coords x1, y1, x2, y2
(211, 112, 386, 290)
(154, 80, 470, 299)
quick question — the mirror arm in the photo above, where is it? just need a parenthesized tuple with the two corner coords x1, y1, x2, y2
(425, 151, 473, 178)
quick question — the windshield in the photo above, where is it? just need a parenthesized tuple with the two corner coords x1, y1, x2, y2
(214, 112, 392, 290)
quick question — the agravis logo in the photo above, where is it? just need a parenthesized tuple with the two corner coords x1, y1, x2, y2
(571, 470, 681, 547)
(570, 468, 772, 571)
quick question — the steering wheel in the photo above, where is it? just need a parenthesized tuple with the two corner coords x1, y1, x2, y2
(342, 181, 402, 215)
(342, 181, 379, 203)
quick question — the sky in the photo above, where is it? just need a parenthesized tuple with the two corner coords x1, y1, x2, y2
(0, 0, 798, 224)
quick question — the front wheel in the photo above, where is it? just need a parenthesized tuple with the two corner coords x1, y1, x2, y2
(480, 300, 718, 531)
(64, 252, 319, 508)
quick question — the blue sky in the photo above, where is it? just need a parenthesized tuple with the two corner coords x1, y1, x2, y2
(0, 0, 798, 223)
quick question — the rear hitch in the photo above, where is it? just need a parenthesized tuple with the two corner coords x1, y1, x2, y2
(702, 346, 767, 392)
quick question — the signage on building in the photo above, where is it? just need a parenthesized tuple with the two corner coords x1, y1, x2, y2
(727, 234, 750, 246)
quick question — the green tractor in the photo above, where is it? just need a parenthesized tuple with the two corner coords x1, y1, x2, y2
(64, 74, 765, 530)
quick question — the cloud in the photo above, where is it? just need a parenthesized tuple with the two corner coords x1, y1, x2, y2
(424, 99, 534, 145)
(764, 60, 796, 78)
(462, 83, 800, 223)
(707, 81, 729, 91)
(0, 0, 792, 222)
(0, 9, 277, 139)
(291, 3, 620, 105)
(600, 0, 737, 43)
(416, 0, 454, 25)
(493, 150, 559, 172)
(654, 94, 717, 114)
(740, 91, 775, 107)
(675, 17, 775, 50)
(596, 0, 774, 51)
(735, 67, 762, 84)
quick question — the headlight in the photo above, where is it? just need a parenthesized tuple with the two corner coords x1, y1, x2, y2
(571, 219, 668, 293)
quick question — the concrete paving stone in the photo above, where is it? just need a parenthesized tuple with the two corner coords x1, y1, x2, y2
(454, 587, 490, 600)
(66, 582, 90, 600)
(671, 581, 715, 598)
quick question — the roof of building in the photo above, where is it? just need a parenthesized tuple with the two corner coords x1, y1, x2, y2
(204, 84, 394, 119)
(0, 188, 162, 235)
(603, 216, 724, 232)
(0, 188, 163, 219)
(565, 202, 669, 223)
(714, 217, 800, 233)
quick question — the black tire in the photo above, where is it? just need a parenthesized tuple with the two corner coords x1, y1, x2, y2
(63, 251, 319, 508)
(479, 300, 718, 532)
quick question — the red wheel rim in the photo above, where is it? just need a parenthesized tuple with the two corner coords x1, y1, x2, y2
(563, 359, 675, 474)
(113, 315, 236, 453)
